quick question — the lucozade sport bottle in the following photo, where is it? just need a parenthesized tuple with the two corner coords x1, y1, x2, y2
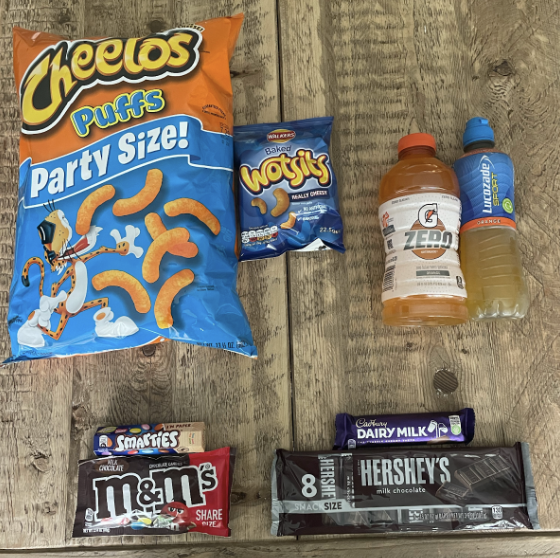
(454, 118, 529, 320)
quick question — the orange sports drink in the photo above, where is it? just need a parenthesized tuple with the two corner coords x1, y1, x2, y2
(378, 133, 468, 326)
(454, 118, 529, 320)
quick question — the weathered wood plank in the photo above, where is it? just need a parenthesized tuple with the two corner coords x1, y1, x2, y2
(460, 0, 560, 531)
(2, 0, 560, 552)
(62, 0, 289, 549)
(0, 0, 84, 548)
(63, 1, 183, 549)
(3, 533, 560, 557)
(172, 1, 289, 544)
(279, 0, 560, 534)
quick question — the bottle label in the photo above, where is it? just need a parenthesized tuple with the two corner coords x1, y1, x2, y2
(454, 151, 516, 232)
(379, 193, 466, 302)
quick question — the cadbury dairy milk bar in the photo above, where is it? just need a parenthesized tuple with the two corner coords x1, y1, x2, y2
(94, 422, 205, 456)
(334, 408, 475, 449)
(271, 443, 539, 536)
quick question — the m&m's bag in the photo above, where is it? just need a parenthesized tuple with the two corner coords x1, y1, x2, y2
(73, 447, 235, 537)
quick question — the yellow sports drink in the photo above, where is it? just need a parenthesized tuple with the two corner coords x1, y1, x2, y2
(454, 118, 529, 320)
(378, 133, 468, 326)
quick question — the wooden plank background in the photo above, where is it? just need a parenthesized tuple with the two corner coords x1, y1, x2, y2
(0, 0, 559, 554)
(280, 0, 560, 532)
(2, 534, 560, 557)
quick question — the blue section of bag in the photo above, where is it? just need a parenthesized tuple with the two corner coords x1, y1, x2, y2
(7, 115, 256, 362)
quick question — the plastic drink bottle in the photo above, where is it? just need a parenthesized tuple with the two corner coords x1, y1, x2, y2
(378, 133, 468, 326)
(454, 118, 529, 320)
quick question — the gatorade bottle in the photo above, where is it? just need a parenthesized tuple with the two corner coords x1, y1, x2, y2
(378, 133, 468, 326)
(454, 118, 529, 320)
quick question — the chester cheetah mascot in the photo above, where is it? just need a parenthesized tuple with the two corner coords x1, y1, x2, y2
(17, 202, 143, 348)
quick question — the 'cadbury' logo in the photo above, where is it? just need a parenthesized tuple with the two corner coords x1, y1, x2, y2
(20, 28, 203, 135)
(239, 149, 331, 194)
(356, 418, 388, 428)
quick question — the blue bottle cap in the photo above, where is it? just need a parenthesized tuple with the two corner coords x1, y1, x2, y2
(463, 117, 495, 148)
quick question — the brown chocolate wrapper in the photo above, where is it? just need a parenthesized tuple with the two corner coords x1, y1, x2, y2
(73, 448, 235, 538)
(271, 443, 539, 536)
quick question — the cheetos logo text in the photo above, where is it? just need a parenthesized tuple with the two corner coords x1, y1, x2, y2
(20, 28, 203, 134)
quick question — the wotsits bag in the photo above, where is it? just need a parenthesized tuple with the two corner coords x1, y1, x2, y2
(9, 14, 257, 362)
(234, 117, 345, 260)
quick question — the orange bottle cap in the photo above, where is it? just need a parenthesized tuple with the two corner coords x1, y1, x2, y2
(397, 133, 436, 154)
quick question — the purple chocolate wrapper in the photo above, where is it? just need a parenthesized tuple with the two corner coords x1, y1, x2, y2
(334, 408, 475, 449)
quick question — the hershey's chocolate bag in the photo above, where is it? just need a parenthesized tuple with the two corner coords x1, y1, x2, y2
(271, 443, 539, 535)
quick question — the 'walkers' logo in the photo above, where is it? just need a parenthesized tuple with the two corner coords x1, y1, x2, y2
(20, 28, 203, 135)
(267, 129, 296, 143)
(404, 203, 453, 260)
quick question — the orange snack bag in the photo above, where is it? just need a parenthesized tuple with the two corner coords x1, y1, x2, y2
(8, 15, 257, 361)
